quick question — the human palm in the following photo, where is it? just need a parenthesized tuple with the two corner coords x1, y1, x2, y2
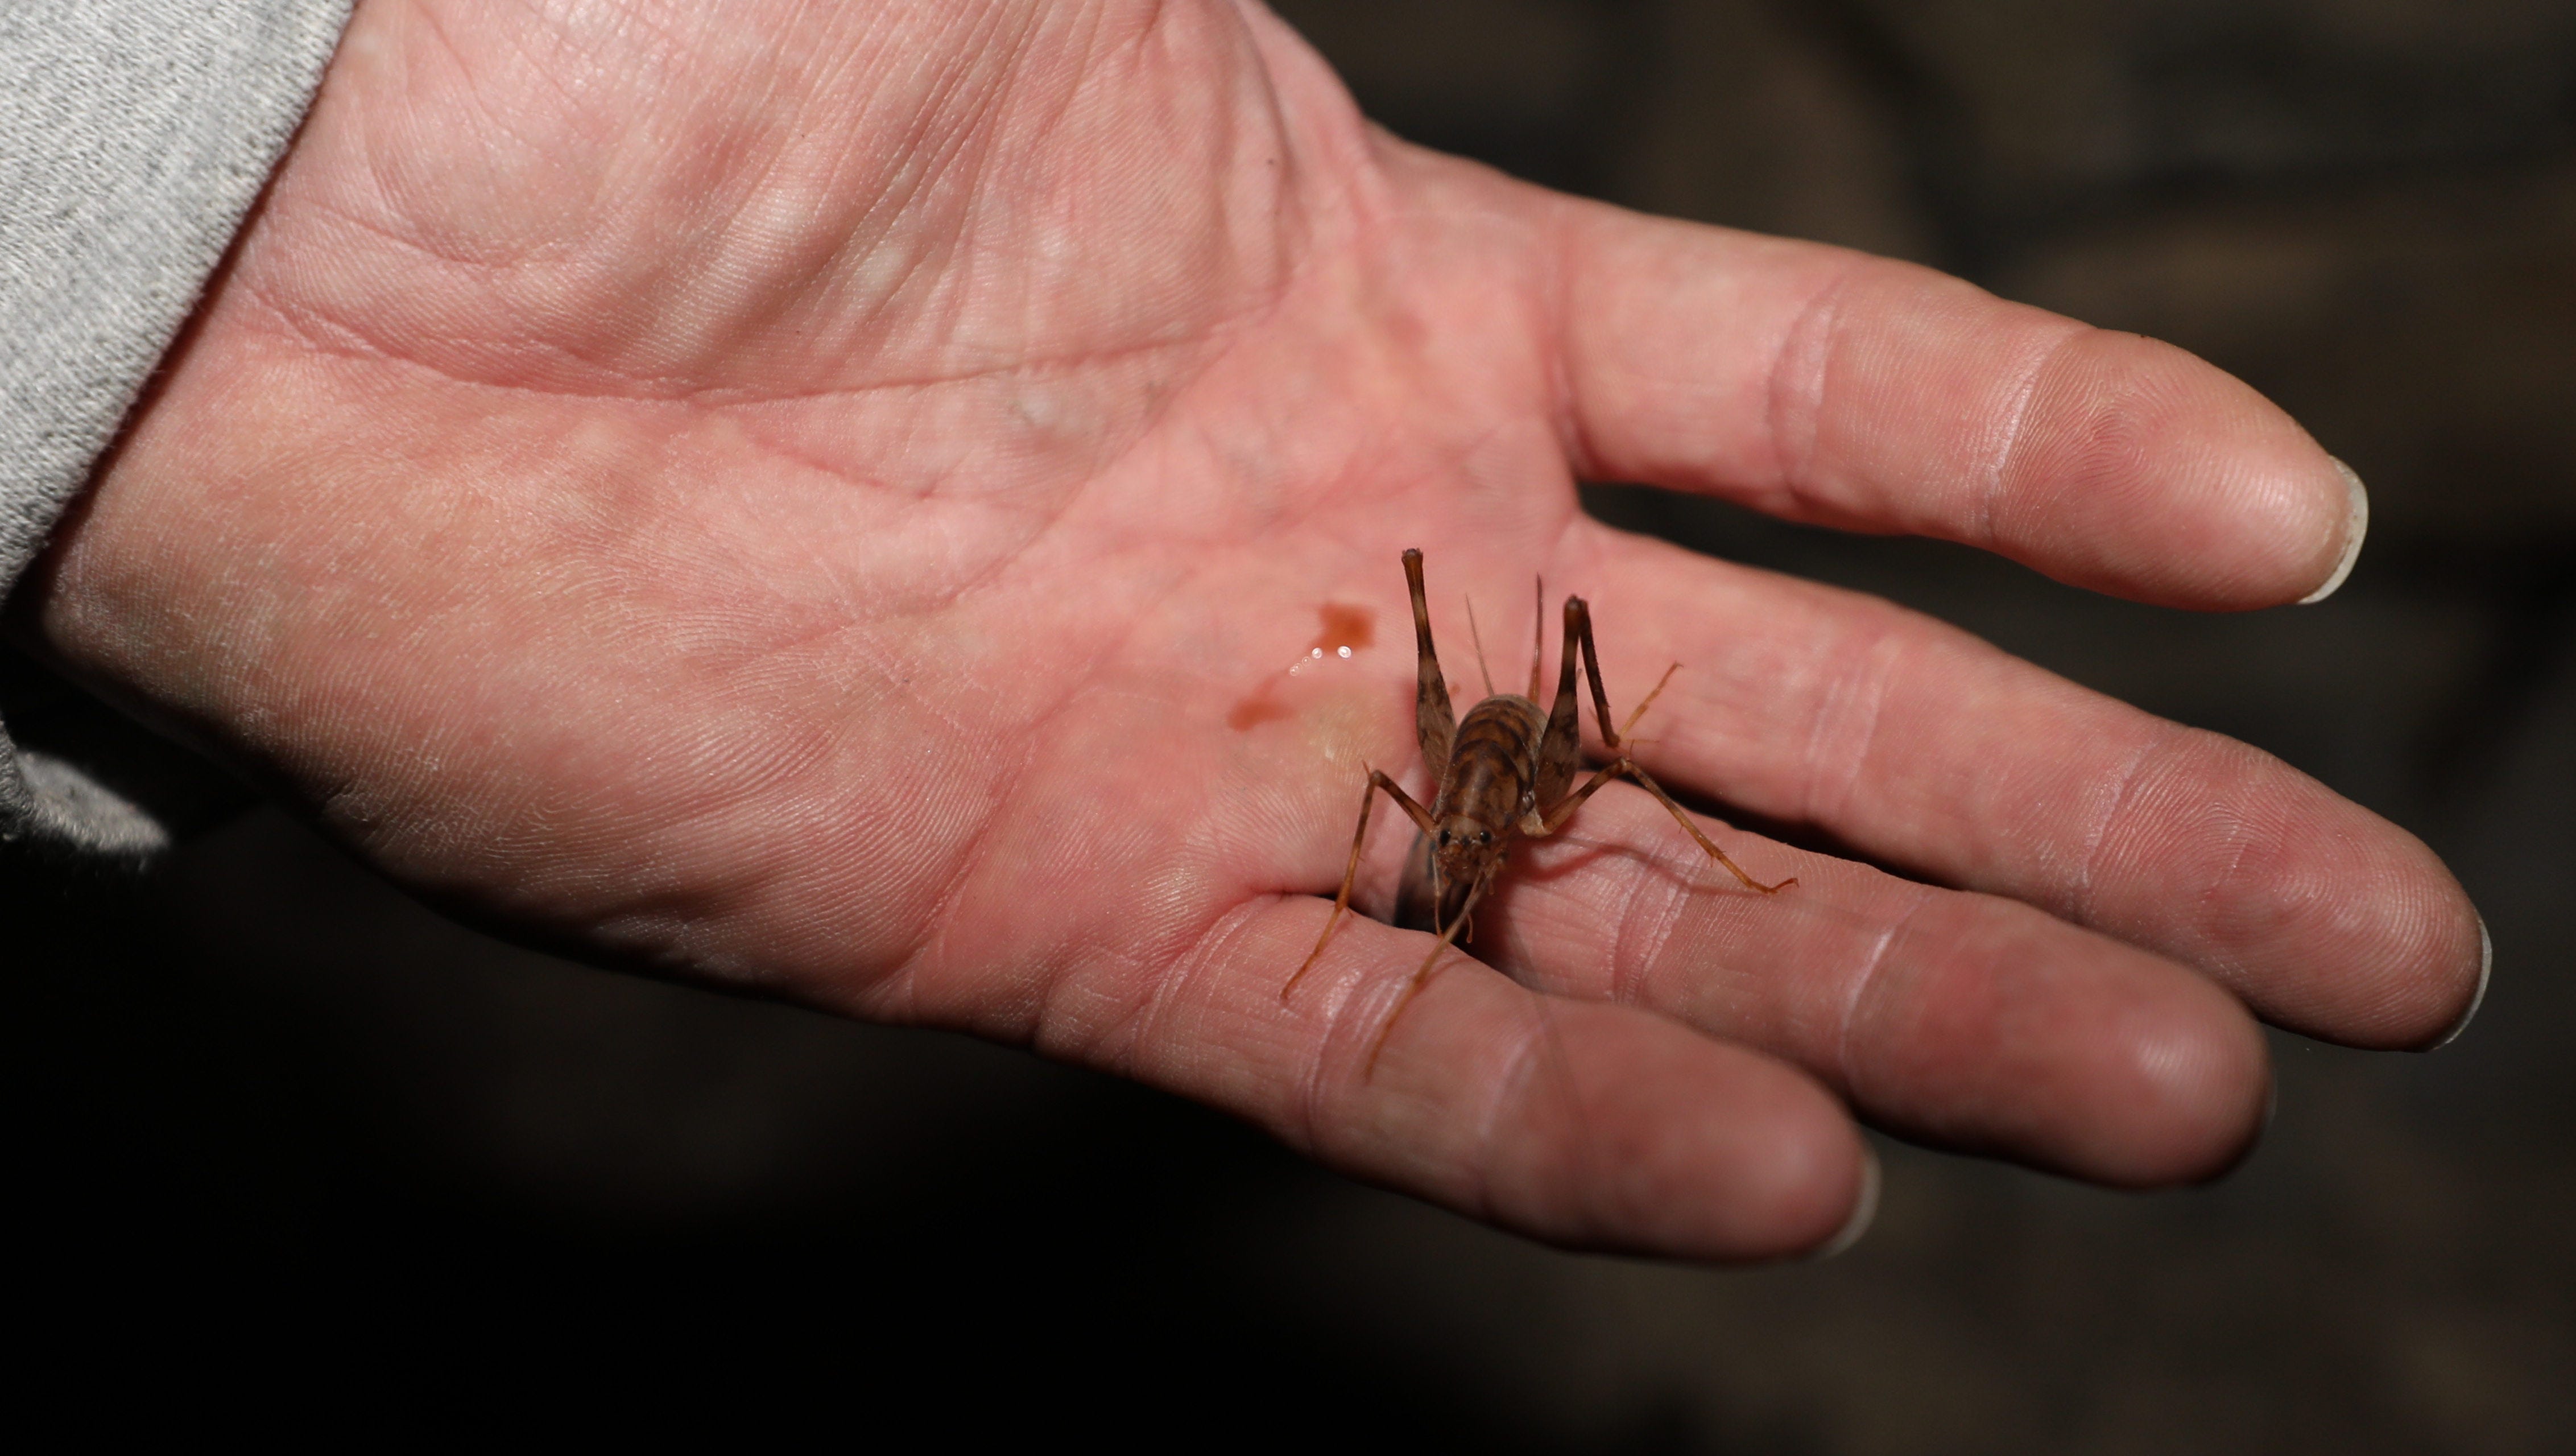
(36, 0, 2482, 1259)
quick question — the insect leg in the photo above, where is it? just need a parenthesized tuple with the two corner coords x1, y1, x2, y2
(1568, 596, 1623, 751)
(1403, 548, 1455, 774)
(1552, 595, 1790, 889)
(1365, 878, 1490, 1076)
(1286, 768, 1440, 999)
(1560, 596, 1678, 745)
(1533, 595, 1585, 809)
(1618, 662, 1682, 743)
(1536, 760, 1794, 894)
(1619, 761, 1797, 893)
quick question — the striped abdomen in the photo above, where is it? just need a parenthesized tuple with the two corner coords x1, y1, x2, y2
(1436, 694, 1545, 828)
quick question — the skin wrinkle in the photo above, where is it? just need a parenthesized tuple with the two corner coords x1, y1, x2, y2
(1148, 209, 1332, 464)
(892, 659, 1090, 1018)
(1385, 960, 1475, 1074)
(1277, 921, 1369, 1148)
(361, 655, 879, 963)
(410, 3, 526, 174)
(1260, 431, 1433, 558)
(839, 9, 1019, 257)
(1978, 325, 2086, 553)
(1467, 997, 1554, 1227)
(329, 548, 886, 907)
(710, 448, 892, 624)
(1072, 767, 1249, 1071)
(239, 315, 1107, 626)
(710, 298, 1256, 402)
(258, 277, 1247, 407)
(538, 14, 706, 159)
(763, 426, 1076, 616)
(1606, 814, 1692, 1009)
(557, 704, 860, 880)
(469, 6, 594, 124)
(694, 53, 871, 345)
(660, 629, 999, 930)
(812, 56, 977, 355)
(911, 547, 1209, 1025)
(274, 193, 498, 292)
(1761, 254, 1866, 506)
(1032, 0, 1109, 137)
(913, 18, 1034, 349)
(720, 388, 1077, 511)
(1292, 920, 1425, 1149)
(177, 300, 1027, 808)
(1834, 882, 1931, 1100)
(1794, 615, 1902, 827)
(570, 4, 691, 81)
(1077, 873, 1227, 1079)
(2073, 727, 2176, 926)
(355, 13, 1259, 405)
(1538, 199, 1592, 478)
(1142, 894, 1277, 1099)
(2195, 815, 2261, 981)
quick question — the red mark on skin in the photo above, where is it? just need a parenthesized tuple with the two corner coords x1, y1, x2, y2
(1227, 687, 1293, 731)
(1310, 603, 1374, 653)
(1229, 603, 1378, 729)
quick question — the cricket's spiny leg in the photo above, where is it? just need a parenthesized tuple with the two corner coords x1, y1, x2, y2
(1620, 662, 1681, 743)
(1543, 598, 1796, 894)
(1569, 597, 1622, 750)
(1287, 769, 1440, 999)
(1365, 881, 1488, 1075)
(1635, 762, 1792, 894)
(1534, 595, 1586, 809)
(1535, 760, 1794, 893)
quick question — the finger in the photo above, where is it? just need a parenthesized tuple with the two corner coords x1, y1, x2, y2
(1536, 189, 2364, 609)
(1477, 783, 2268, 1186)
(1028, 896, 1872, 1262)
(1553, 525, 2484, 1049)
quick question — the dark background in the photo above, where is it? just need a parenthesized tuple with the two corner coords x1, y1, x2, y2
(9, 1, 2572, 1447)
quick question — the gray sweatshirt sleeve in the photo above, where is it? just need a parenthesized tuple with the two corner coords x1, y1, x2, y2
(2, 1, 353, 857)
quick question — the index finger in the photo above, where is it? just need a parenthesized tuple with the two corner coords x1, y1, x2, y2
(1539, 191, 2366, 610)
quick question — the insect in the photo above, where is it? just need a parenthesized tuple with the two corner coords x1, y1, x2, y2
(1284, 548, 1794, 1063)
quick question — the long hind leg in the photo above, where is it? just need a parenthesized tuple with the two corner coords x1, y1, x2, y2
(1286, 769, 1438, 999)
(1539, 759, 1794, 894)
(1540, 599, 1793, 894)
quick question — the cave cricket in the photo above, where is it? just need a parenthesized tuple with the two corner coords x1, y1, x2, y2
(1283, 548, 1794, 1067)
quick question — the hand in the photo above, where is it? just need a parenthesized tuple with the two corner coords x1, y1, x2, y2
(34, 0, 2482, 1260)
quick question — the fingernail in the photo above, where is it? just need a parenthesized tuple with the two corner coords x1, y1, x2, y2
(2429, 913, 2492, 1050)
(1814, 1142, 1881, 1260)
(2299, 459, 2370, 605)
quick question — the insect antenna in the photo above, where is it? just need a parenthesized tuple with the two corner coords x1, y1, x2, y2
(1463, 595, 1498, 698)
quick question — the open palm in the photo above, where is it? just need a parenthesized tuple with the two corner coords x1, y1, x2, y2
(40, 0, 2482, 1259)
